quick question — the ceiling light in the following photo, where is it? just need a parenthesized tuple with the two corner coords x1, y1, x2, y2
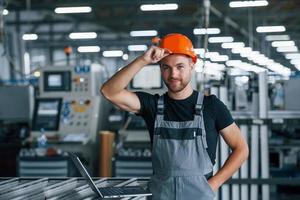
(205, 62, 226, 71)
(194, 48, 205, 54)
(245, 51, 261, 60)
(253, 58, 271, 66)
(2, 9, 9, 15)
(231, 47, 252, 54)
(256, 26, 286, 33)
(77, 46, 100, 53)
(103, 50, 123, 57)
(276, 46, 298, 53)
(210, 55, 229, 62)
(265, 35, 290, 41)
(22, 34, 38, 40)
(140, 3, 178, 11)
(55, 6, 92, 14)
(193, 28, 221, 35)
(222, 42, 245, 49)
(69, 32, 97, 39)
(271, 41, 295, 47)
(204, 52, 219, 58)
(266, 64, 291, 76)
(294, 65, 300, 71)
(208, 36, 234, 43)
(226, 60, 242, 66)
(34, 71, 41, 77)
(130, 30, 158, 37)
(285, 53, 300, 59)
(122, 54, 129, 60)
(229, 1, 268, 8)
(128, 45, 147, 51)
(290, 59, 300, 65)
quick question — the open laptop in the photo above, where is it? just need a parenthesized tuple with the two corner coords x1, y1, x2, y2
(69, 153, 152, 199)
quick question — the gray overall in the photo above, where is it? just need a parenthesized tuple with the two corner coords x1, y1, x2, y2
(149, 92, 216, 200)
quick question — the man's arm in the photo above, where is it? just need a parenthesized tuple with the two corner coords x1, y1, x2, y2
(101, 46, 170, 113)
(208, 122, 249, 191)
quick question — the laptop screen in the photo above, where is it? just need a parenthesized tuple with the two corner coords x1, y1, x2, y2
(69, 153, 103, 197)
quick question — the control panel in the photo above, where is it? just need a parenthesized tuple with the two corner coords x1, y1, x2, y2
(59, 96, 100, 137)
(39, 64, 103, 97)
(31, 96, 100, 142)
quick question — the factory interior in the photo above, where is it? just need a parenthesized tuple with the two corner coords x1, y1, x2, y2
(0, 0, 300, 199)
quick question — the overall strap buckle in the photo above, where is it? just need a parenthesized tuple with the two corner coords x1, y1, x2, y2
(157, 95, 164, 115)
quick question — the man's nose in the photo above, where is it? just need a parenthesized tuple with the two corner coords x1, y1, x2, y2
(170, 68, 179, 77)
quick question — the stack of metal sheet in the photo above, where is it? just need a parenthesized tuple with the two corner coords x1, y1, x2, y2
(0, 177, 149, 200)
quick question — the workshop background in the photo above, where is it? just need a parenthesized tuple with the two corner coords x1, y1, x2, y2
(0, 0, 300, 199)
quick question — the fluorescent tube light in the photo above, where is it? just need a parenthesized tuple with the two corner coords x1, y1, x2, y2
(266, 64, 291, 76)
(205, 62, 226, 71)
(193, 28, 221, 35)
(194, 48, 206, 54)
(128, 45, 147, 51)
(140, 4, 178, 11)
(130, 30, 158, 37)
(285, 53, 300, 60)
(276, 46, 298, 53)
(55, 6, 92, 14)
(231, 47, 252, 54)
(256, 26, 286, 33)
(208, 36, 234, 43)
(204, 52, 219, 58)
(210, 55, 229, 62)
(103, 50, 123, 57)
(22, 34, 38, 40)
(226, 60, 242, 66)
(222, 42, 245, 49)
(290, 59, 300, 65)
(69, 32, 97, 39)
(271, 41, 295, 47)
(229, 1, 268, 8)
(265, 35, 290, 41)
(77, 46, 100, 53)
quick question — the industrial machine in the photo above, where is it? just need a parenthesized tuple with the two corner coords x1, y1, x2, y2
(210, 73, 300, 200)
(28, 63, 109, 175)
(0, 85, 33, 177)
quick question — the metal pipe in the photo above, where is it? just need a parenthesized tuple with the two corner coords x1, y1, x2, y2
(250, 125, 259, 200)
(258, 71, 269, 200)
(219, 86, 230, 200)
(240, 125, 249, 200)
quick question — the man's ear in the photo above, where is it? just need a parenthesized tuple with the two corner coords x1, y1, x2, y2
(189, 58, 195, 70)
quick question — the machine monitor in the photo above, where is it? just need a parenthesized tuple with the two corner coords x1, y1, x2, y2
(44, 71, 71, 92)
(32, 98, 62, 131)
(131, 65, 162, 89)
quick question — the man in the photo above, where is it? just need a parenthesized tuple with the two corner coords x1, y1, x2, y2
(101, 33, 249, 200)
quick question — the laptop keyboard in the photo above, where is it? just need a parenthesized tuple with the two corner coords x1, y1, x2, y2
(98, 186, 147, 196)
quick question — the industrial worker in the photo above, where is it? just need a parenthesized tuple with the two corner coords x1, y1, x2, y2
(101, 33, 249, 200)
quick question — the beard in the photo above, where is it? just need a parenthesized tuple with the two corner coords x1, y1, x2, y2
(164, 78, 190, 93)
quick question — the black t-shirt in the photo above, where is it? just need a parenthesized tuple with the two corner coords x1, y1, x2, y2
(135, 90, 234, 165)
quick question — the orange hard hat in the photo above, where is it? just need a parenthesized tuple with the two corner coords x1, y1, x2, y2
(152, 33, 197, 63)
